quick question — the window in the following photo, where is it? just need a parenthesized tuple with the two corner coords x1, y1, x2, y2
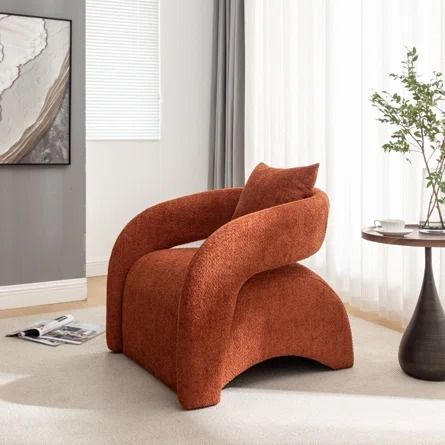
(86, 0, 160, 140)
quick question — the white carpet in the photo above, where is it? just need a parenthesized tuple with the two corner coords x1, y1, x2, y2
(1, 307, 445, 445)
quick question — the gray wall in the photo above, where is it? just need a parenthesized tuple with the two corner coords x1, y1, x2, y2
(0, 0, 85, 286)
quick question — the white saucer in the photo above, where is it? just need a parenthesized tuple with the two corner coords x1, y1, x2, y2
(374, 228, 413, 237)
(418, 228, 445, 235)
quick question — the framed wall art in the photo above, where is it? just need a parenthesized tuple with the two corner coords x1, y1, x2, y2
(0, 13, 71, 165)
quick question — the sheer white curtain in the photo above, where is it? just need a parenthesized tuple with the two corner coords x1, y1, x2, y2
(245, 0, 445, 325)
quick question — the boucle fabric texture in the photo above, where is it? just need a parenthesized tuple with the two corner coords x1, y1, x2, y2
(107, 187, 353, 409)
(232, 162, 319, 219)
(106, 187, 243, 353)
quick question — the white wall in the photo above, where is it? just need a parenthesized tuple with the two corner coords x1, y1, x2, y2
(86, 0, 215, 275)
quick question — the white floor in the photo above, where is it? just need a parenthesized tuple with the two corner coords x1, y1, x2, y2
(1, 307, 445, 445)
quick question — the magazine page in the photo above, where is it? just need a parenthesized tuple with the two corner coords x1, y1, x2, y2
(6, 320, 47, 338)
(40, 322, 105, 345)
(20, 336, 64, 347)
(36, 314, 74, 336)
(6, 314, 74, 338)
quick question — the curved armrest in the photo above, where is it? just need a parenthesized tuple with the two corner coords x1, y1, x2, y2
(176, 189, 329, 407)
(107, 187, 243, 352)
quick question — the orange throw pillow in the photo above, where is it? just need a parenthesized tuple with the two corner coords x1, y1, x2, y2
(232, 162, 319, 219)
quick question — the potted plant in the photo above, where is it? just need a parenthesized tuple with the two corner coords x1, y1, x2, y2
(371, 47, 445, 232)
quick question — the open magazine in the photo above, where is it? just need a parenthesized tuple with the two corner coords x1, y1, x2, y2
(6, 314, 104, 347)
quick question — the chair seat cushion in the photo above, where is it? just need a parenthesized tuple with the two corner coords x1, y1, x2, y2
(122, 248, 198, 389)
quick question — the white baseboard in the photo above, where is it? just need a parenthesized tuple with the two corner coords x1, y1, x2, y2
(0, 278, 87, 310)
(86, 257, 109, 277)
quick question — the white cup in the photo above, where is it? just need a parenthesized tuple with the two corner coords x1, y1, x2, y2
(374, 219, 405, 232)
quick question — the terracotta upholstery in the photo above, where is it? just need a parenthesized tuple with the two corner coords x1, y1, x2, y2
(232, 162, 319, 219)
(107, 187, 354, 410)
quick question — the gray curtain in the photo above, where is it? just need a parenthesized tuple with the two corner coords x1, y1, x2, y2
(209, 0, 245, 189)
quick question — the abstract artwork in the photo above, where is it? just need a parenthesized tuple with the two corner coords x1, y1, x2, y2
(0, 14, 71, 165)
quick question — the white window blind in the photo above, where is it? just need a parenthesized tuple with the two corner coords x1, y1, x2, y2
(86, 0, 160, 140)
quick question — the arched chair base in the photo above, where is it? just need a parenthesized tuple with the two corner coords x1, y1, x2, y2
(220, 264, 353, 382)
(118, 239, 353, 410)
(176, 263, 353, 410)
(222, 352, 353, 389)
(178, 353, 353, 410)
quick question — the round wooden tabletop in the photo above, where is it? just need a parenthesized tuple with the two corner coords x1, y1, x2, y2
(361, 224, 445, 248)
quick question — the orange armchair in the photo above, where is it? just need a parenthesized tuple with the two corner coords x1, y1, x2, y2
(107, 188, 353, 409)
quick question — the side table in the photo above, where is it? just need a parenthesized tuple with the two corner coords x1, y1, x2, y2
(361, 225, 445, 381)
